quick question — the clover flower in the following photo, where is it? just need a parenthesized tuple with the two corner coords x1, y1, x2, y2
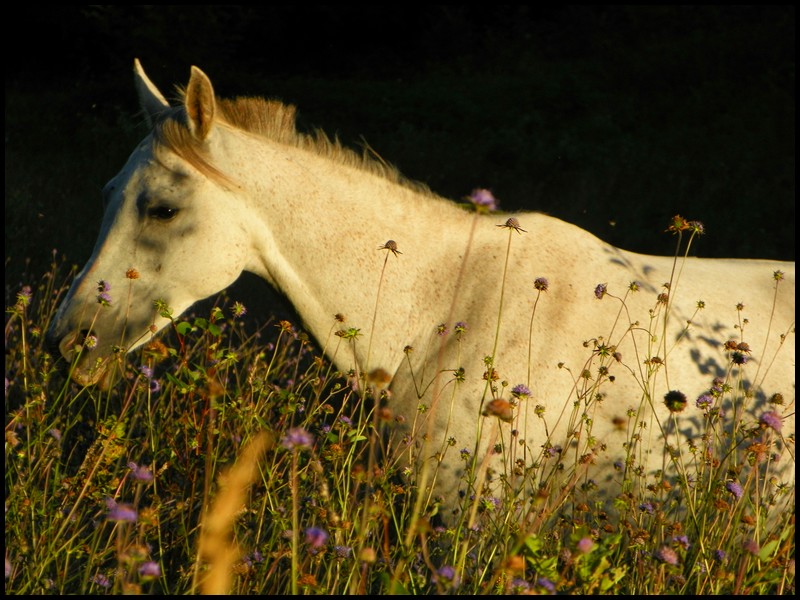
(576, 537, 594, 554)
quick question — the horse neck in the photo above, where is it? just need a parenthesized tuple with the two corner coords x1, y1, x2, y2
(221, 130, 473, 375)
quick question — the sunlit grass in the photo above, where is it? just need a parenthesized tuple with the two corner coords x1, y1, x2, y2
(4, 218, 795, 594)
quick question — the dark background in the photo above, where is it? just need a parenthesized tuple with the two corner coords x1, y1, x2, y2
(5, 6, 795, 304)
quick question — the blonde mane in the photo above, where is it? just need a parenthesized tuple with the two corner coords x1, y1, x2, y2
(153, 94, 432, 195)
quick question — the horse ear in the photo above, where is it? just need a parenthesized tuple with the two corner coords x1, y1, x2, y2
(184, 66, 216, 141)
(133, 59, 170, 126)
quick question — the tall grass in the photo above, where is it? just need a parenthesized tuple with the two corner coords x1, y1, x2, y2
(4, 219, 795, 595)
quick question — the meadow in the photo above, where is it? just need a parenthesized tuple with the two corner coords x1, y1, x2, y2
(4, 216, 794, 594)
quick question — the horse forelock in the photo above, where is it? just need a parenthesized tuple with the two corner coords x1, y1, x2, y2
(151, 94, 433, 195)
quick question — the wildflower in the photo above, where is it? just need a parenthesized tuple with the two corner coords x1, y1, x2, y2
(16, 286, 32, 308)
(663, 390, 687, 413)
(497, 217, 527, 233)
(731, 351, 748, 365)
(377, 240, 402, 256)
(304, 527, 328, 549)
(334, 545, 352, 559)
(454, 322, 467, 339)
(436, 323, 449, 336)
(149, 379, 161, 394)
(742, 539, 760, 556)
(128, 462, 154, 482)
(92, 573, 111, 588)
(281, 427, 314, 450)
(594, 283, 607, 300)
(460, 448, 471, 461)
(511, 384, 531, 399)
(639, 502, 654, 515)
(713, 550, 727, 563)
(534, 577, 556, 593)
(696, 394, 714, 410)
(510, 578, 531, 592)
(688, 220, 705, 235)
(231, 301, 247, 317)
(467, 188, 498, 212)
(97, 280, 112, 306)
(138, 561, 161, 578)
(666, 215, 690, 233)
(629, 281, 640, 292)
(106, 499, 138, 523)
(534, 277, 549, 292)
(436, 565, 458, 585)
(482, 398, 514, 423)
(338, 415, 353, 427)
(673, 535, 690, 550)
(126, 268, 140, 279)
(49, 429, 62, 442)
(83, 334, 98, 350)
(655, 546, 679, 566)
(139, 365, 154, 379)
(759, 410, 783, 433)
(576, 537, 594, 554)
(725, 481, 743, 500)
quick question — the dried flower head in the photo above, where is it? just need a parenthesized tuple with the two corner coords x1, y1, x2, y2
(663, 390, 687, 413)
(594, 283, 607, 300)
(378, 240, 402, 256)
(497, 217, 527, 233)
(533, 277, 549, 292)
(482, 398, 514, 422)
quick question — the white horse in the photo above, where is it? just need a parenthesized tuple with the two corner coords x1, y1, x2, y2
(47, 61, 794, 521)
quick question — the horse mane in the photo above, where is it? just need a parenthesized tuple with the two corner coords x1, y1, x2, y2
(152, 93, 433, 196)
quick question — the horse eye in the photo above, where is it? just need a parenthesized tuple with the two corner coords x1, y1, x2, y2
(147, 206, 179, 221)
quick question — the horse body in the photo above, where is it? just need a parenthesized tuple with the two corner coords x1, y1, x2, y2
(46, 62, 795, 516)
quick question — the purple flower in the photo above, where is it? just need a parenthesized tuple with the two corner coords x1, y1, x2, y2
(436, 323, 449, 336)
(231, 301, 247, 317)
(92, 573, 111, 588)
(725, 481, 743, 500)
(576, 537, 594, 554)
(468, 188, 498, 211)
(139, 365, 154, 379)
(731, 351, 748, 365)
(149, 379, 161, 394)
(672, 535, 690, 550)
(759, 410, 783, 433)
(742, 539, 760, 556)
(696, 394, 714, 410)
(639, 502, 654, 515)
(49, 429, 62, 442)
(655, 546, 679, 565)
(282, 427, 314, 450)
(594, 283, 607, 300)
(128, 462, 154, 482)
(304, 527, 328, 549)
(454, 321, 468, 335)
(535, 577, 555, 592)
(511, 578, 531, 592)
(138, 561, 161, 577)
(533, 277, 549, 292)
(97, 280, 112, 306)
(713, 549, 727, 563)
(437, 565, 456, 580)
(106, 499, 138, 523)
(511, 384, 531, 399)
